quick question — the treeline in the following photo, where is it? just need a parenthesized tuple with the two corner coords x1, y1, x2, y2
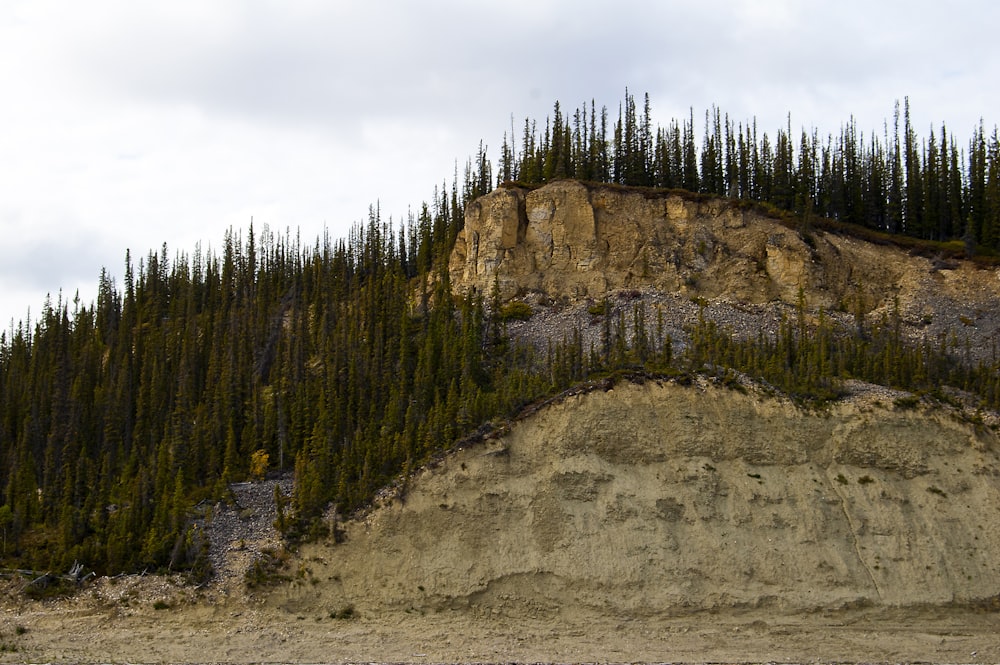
(0, 171, 526, 575)
(2, 92, 999, 578)
(498, 93, 1000, 250)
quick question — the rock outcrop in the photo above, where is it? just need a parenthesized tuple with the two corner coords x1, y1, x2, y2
(450, 180, 1000, 348)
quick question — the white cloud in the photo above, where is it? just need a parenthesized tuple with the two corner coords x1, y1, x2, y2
(1, 0, 999, 324)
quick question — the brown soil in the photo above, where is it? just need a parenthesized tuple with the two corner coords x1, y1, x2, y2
(3, 592, 999, 664)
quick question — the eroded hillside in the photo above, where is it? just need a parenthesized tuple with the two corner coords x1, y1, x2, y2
(276, 379, 1000, 618)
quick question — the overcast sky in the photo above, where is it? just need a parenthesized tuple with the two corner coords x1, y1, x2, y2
(2, 0, 999, 328)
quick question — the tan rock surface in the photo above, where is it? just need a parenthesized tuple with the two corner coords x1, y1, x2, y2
(451, 181, 1000, 359)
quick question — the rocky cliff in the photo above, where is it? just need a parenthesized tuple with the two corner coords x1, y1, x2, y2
(450, 180, 1000, 358)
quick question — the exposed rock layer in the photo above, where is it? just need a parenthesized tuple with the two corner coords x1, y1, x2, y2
(450, 180, 1000, 357)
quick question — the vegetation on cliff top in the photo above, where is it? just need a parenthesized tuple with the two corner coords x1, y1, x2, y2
(1, 92, 999, 578)
(496, 91, 1000, 257)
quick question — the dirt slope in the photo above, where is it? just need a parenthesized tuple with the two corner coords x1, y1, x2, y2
(277, 379, 1000, 618)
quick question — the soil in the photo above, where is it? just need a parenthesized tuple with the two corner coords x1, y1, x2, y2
(3, 593, 999, 664)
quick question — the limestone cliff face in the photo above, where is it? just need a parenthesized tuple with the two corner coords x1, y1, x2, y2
(449, 180, 1000, 323)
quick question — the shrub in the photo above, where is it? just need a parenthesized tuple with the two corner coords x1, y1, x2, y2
(244, 547, 291, 589)
(499, 301, 533, 321)
(249, 449, 270, 480)
(331, 604, 355, 620)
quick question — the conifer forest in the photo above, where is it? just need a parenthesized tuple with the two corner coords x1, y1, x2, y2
(3, 93, 1000, 577)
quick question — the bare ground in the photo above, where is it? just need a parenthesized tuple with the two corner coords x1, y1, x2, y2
(3, 590, 1000, 664)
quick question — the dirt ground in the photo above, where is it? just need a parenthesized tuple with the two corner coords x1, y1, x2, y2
(2, 578, 1000, 664)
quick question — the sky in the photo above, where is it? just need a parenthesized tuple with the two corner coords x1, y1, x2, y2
(2, 0, 999, 328)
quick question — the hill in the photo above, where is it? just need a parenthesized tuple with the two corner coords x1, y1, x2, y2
(5, 92, 1000, 581)
(5, 180, 1000, 662)
(5, 376, 1000, 662)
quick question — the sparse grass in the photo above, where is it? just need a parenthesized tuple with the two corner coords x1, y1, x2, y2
(0, 625, 27, 653)
(244, 547, 292, 589)
(893, 395, 920, 410)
